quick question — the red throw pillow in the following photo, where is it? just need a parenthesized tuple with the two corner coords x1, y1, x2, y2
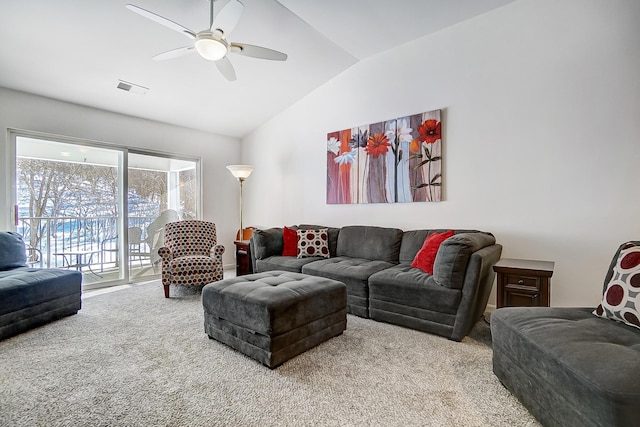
(282, 226, 298, 256)
(411, 230, 455, 274)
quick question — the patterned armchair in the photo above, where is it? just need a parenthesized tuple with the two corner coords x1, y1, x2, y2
(158, 220, 225, 298)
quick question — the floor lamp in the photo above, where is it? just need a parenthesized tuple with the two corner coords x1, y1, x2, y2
(226, 165, 254, 240)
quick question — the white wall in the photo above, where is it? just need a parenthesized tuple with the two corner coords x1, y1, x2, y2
(242, 0, 640, 307)
(0, 87, 242, 266)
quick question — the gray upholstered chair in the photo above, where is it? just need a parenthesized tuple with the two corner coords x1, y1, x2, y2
(158, 220, 225, 298)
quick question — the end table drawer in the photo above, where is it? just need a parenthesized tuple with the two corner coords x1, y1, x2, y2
(503, 287, 541, 307)
(506, 274, 540, 291)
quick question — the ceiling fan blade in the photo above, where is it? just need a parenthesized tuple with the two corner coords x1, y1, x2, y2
(126, 4, 196, 39)
(230, 43, 287, 61)
(152, 46, 195, 61)
(215, 56, 237, 81)
(211, 0, 244, 34)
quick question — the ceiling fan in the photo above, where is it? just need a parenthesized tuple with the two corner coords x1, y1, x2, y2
(126, 0, 287, 81)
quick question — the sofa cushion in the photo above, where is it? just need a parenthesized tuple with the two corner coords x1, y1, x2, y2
(302, 257, 394, 284)
(491, 307, 640, 427)
(302, 257, 394, 317)
(400, 230, 433, 263)
(253, 228, 285, 260)
(0, 267, 82, 315)
(369, 264, 461, 315)
(336, 225, 402, 262)
(0, 232, 28, 271)
(296, 229, 329, 259)
(255, 256, 323, 274)
(593, 241, 640, 330)
(433, 232, 496, 289)
(411, 230, 454, 274)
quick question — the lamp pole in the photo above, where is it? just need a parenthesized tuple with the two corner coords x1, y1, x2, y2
(238, 176, 245, 238)
(226, 165, 254, 240)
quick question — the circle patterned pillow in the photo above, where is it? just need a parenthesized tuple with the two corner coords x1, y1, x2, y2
(296, 228, 330, 259)
(593, 241, 640, 330)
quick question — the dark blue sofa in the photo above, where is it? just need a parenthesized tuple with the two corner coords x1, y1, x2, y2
(0, 232, 82, 340)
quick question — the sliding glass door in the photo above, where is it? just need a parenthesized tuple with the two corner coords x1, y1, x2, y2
(11, 132, 199, 289)
(15, 136, 126, 286)
(125, 152, 198, 281)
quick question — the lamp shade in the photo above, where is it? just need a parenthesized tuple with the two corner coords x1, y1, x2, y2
(226, 164, 254, 180)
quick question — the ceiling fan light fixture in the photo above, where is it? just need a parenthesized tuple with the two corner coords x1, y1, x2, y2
(195, 33, 228, 61)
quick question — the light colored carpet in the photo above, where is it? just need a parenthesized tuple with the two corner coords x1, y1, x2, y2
(0, 280, 539, 427)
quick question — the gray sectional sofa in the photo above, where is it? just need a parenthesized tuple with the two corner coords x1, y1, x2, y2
(251, 225, 502, 341)
(0, 232, 82, 340)
(491, 241, 640, 427)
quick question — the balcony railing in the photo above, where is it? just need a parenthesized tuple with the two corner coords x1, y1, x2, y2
(17, 216, 155, 271)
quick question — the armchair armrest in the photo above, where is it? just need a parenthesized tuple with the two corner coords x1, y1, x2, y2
(210, 245, 225, 260)
(158, 246, 173, 264)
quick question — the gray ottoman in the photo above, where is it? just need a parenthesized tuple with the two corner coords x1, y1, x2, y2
(202, 271, 347, 368)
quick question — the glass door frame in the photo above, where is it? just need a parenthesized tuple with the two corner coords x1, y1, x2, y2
(8, 128, 202, 290)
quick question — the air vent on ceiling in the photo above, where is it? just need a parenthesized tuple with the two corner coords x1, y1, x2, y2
(116, 80, 148, 95)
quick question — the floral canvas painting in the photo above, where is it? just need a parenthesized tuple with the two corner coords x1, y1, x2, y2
(327, 110, 442, 204)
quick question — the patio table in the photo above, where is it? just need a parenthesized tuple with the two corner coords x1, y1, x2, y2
(54, 250, 101, 275)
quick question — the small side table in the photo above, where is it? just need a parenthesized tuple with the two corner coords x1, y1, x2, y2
(234, 240, 253, 276)
(493, 258, 554, 308)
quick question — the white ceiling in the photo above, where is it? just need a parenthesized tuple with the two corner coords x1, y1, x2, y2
(0, 0, 515, 138)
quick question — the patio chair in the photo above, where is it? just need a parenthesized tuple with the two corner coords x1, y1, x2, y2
(158, 220, 225, 298)
(127, 226, 149, 266)
(25, 245, 43, 268)
(145, 209, 180, 271)
(101, 235, 118, 271)
(100, 226, 150, 271)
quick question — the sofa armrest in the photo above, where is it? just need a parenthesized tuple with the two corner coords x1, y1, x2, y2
(433, 232, 496, 289)
(450, 243, 503, 341)
(336, 226, 403, 262)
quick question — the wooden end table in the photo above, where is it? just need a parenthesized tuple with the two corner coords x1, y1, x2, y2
(493, 258, 554, 308)
(234, 240, 253, 276)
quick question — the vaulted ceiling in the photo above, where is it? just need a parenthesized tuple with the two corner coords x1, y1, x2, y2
(0, 0, 515, 138)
